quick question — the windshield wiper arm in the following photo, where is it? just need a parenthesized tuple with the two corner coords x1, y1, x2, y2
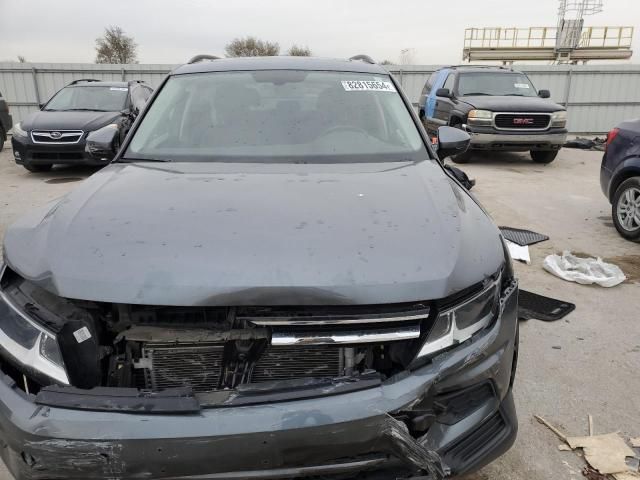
(463, 92, 491, 96)
(504, 93, 526, 96)
(65, 108, 110, 112)
(118, 157, 171, 163)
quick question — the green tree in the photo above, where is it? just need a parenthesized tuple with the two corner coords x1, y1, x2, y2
(287, 45, 312, 56)
(225, 37, 280, 57)
(95, 26, 138, 64)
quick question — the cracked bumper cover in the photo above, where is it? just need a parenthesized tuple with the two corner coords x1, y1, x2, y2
(0, 284, 518, 480)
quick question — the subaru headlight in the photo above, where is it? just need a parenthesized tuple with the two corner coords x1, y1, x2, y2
(551, 110, 567, 128)
(467, 109, 493, 126)
(416, 280, 500, 359)
(12, 122, 28, 139)
(0, 290, 68, 385)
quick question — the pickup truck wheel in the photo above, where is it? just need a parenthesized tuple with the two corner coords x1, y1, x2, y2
(451, 151, 472, 164)
(612, 177, 640, 242)
(530, 150, 558, 164)
(23, 163, 53, 173)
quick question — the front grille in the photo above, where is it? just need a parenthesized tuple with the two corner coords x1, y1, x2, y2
(31, 152, 84, 161)
(31, 130, 83, 144)
(494, 113, 550, 130)
(251, 345, 343, 383)
(142, 343, 224, 393)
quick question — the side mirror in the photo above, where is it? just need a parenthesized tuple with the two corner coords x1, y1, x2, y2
(85, 125, 119, 162)
(538, 89, 551, 99)
(437, 126, 470, 159)
(436, 88, 451, 98)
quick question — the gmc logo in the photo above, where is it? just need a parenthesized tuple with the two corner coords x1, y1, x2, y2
(513, 118, 534, 125)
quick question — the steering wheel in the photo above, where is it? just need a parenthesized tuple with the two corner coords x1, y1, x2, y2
(321, 125, 368, 136)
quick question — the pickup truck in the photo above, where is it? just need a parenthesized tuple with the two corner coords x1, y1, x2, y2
(419, 66, 567, 164)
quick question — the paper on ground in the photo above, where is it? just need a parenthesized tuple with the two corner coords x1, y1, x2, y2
(566, 433, 636, 474)
(506, 240, 530, 264)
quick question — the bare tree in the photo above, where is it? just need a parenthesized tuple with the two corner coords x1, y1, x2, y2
(225, 37, 280, 57)
(95, 26, 138, 64)
(287, 45, 312, 56)
(17, 55, 26, 63)
(380, 59, 393, 65)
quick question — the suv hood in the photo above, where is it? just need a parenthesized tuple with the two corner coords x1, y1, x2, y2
(20, 110, 121, 132)
(461, 95, 565, 113)
(4, 161, 504, 306)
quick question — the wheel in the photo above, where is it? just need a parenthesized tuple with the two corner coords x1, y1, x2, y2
(451, 150, 473, 164)
(23, 163, 53, 173)
(0, 127, 5, 150)
(530, 150, 558, 164)
(612, 177, 640, 242)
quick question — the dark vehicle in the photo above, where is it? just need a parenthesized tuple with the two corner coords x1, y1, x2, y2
(0, 55, 519, 480)
(600, 119, 640, 241)
(0, 90, 13, 150)
(419, 66, 567, 164)
(11, 79, 152, 172)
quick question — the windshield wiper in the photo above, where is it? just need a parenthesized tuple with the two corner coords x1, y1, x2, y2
(504, 93, 527, 96)
(463, 92, 491, 96)
(118, 157, 172, 163)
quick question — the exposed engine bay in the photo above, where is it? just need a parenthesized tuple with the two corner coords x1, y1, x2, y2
(0, 267, 430, 397)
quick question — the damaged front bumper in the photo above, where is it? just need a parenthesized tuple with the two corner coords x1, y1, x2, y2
(0, 283, 518, 480)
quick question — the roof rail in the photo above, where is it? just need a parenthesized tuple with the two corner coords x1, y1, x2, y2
(349, 54, 376, 65)
(188, 54, 221, 64)
(68, 78, 101, 85)
(445, 64, 513, 71)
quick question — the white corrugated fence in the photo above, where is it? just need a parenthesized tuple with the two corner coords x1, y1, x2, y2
(1, 62, 639, 134)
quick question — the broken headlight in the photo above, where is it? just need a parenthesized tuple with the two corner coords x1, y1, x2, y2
(0, 290, 68, 385)
(416, 280, 500, 359)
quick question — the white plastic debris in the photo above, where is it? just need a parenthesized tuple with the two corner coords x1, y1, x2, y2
(506, 240, 530, 264)
(543, 251, 626, 287)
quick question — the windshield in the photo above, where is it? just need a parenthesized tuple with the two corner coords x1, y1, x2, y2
(457, 72, 537, 97)
(125, 71, 427, 163)
(45, 86, 128, 112)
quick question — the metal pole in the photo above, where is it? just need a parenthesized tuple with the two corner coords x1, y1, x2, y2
(563, 67, 573, 108)
(121, 67, 126, 81)
(31, 67, 41, 106)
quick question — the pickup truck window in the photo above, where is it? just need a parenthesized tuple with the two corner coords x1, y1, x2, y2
(458, 72, 537, 97)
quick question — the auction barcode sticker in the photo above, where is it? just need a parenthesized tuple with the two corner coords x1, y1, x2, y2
(342, 80, 397, 92)
(73, 326, 92, 344)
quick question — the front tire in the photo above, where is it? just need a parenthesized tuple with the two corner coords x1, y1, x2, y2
(23, 163, 53, 173)
(530, 150, 558, 164)
(612, 177, 640, 242)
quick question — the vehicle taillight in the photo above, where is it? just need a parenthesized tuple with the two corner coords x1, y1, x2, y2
(605, 128, 620, 151)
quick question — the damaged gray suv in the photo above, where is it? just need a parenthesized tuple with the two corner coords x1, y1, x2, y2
(0, 55, 519, 480)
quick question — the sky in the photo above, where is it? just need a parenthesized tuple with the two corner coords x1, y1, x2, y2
(0, 0, 638, 64)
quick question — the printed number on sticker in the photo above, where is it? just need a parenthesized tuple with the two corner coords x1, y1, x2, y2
(342, 81, 396, 92)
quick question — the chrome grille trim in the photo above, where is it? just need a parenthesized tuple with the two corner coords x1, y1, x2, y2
(31, 130, 84, 144)
(244, 310, 429, 326)
(492, 112, 551, 131)
(271, 325, 421, 346)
